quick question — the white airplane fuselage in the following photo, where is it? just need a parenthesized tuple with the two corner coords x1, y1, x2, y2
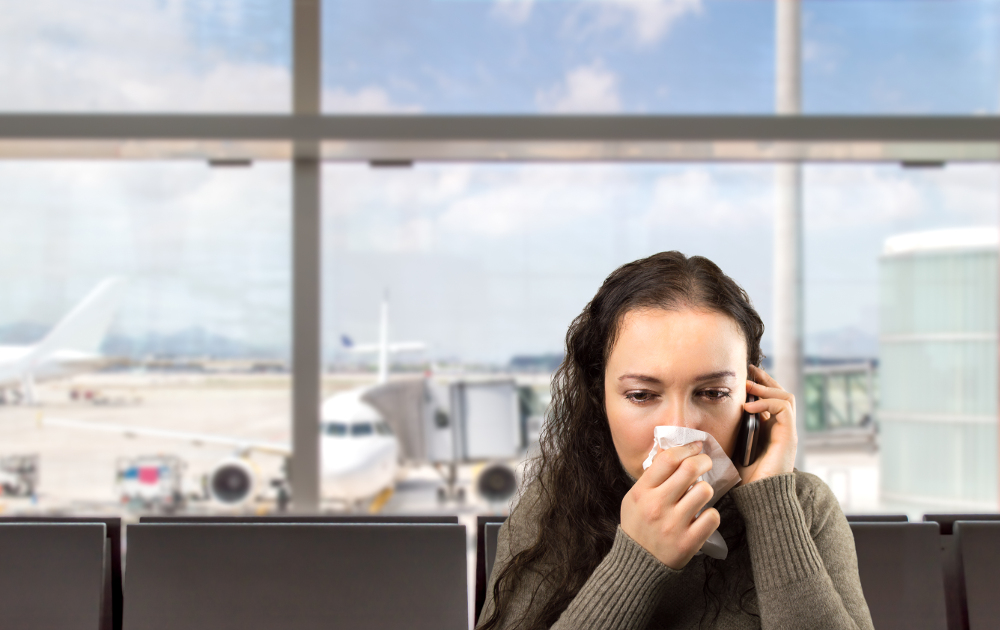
(318, 388, 399, 502)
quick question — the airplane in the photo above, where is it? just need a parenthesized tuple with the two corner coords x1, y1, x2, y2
(44, 296, 426, 508)
(0, 278, 127, 405)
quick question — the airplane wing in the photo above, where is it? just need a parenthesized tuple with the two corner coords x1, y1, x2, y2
(342, 342, 426, 354)
(42, 417, 292, 457)
(388, 342, 426, 353)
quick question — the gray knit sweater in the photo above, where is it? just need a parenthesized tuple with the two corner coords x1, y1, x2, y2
(478, 471, 874, 630)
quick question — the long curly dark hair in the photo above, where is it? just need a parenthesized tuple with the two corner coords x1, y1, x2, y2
(479, 251, 765, 630)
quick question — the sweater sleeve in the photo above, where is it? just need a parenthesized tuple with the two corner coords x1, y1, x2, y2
(477, 482, 681, 630)
(729, 472, 874, 630)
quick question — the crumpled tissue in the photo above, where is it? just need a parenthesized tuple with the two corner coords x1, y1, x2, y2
(641, 426, 743, 560)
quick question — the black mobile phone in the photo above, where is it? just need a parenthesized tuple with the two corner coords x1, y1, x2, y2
(733, 394, 760, 467)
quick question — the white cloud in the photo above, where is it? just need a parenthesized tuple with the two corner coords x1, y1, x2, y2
(323, 86, 422, 114)
(0, 0, 291, 111)
(491, 0, 535, 25)
(804, 166, 927, 230)
(536, 63, 622, 113)
(0, 1, 418, 114)
(617, 0, 703, 45)
(646, 167, 774, 229)
(565, 0, 702, 47)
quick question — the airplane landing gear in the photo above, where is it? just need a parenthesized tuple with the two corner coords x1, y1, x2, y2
(434, 462, 465, 504)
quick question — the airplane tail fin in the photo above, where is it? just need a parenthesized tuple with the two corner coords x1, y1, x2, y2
(35, 278, 127, 356)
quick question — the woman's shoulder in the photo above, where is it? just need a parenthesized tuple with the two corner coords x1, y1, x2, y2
(791, 469, 847, 533)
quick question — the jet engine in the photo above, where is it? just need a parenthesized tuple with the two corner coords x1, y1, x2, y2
(476, 463, 518, 503)
(208, 457, 256, 505)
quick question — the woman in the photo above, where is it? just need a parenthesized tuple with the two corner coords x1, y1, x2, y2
(478, 252, 873, 630)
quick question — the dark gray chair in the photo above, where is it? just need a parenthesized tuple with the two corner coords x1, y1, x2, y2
(0, 523, 109, 630)
(475, 515, 508, 624)
(123, 523, 468, 630)
(845, 514, 908, 522)
(850, 522, 947, 630)
(924, 513, 1000, 630)
(484, 522, 503, 588)
(140, 514, 458, 524)
(954, 521, 1000, 630)
(924, 513, 1000, 536)
(0, 516, 122, 630)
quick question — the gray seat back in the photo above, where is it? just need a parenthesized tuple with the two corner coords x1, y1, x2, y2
(123, 523, 468, 630)
(484, 522, 503, 586)
(0, 523, 107, 630)
(954, 521, 1000, 630)
(850, 522, 947, 630)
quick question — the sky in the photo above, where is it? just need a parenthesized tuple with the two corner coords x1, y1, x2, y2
(0, 0, 999, 363)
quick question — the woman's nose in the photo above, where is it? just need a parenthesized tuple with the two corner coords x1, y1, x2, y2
(658, 398, 694, 428)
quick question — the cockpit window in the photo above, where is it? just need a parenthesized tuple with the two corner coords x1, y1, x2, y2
(375, 422, 394, 436)
(350, 423, 374, 437)
(325, 422, 348, 437)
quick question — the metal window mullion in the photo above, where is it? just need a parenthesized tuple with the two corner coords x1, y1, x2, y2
(290, 0, 322, 512)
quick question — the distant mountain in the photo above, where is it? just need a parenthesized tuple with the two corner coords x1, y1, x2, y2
(805, 326, 878, 360)
(509, 353, 565, 373)
(0, 322, 48, 345)
(102, 327, 282, 360)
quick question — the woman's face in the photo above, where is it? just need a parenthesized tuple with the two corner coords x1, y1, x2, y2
(604, 307, 749, 479)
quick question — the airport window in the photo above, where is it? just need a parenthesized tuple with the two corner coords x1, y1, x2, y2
(0, 1, 293, 112)
(325, 160, 1000, 515)
(0, 3, 998, 606)
(321, 0, 1000, 115)
(0, 160, 293, 509)
(321, 0, 774, 114)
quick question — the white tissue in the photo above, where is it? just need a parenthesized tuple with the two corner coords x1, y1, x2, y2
(641, 426, 743, 560)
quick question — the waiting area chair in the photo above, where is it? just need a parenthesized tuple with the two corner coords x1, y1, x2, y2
(0, 516, 122, 630)
(140, 514, 458, 524)
(845, 513, 908, 522)
(0, 523, 110, 630)
(924, 513, 1000, 630)
(123, 523, 468, 630)
(954, 521, 1000, 630)
(849, 521, 948, 630)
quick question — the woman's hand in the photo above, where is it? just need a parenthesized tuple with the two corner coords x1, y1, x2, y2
(737, 365, 798, 486)
(620, 442, 720, 570)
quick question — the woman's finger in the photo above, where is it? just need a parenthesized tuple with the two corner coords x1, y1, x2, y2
(654, 453, 713, 505)
(746, 379, 792, 402)
(744, 397, 795, 427)
(673, 480, 714, 522)
(748, 364, 781, 389)
(638, 442, 704, 489)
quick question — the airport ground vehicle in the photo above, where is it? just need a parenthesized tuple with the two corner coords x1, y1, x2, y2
(115, 454, 186, 512)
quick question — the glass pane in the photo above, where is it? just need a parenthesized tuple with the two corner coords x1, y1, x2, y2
(0, 160, 292, 510)
(323, 162, 1000, 520)
(803, 163, 999, 513)
(804, 1, 1000, 114)
(0, 0, 292, 112)
(323, 0, 1000, 114)
(322, 0, 774, 113)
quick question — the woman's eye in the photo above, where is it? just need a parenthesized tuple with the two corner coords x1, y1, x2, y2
(698, 389, 730, 401)
(624, 391, 656, 404)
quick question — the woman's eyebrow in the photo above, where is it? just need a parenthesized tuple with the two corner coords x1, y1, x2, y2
(694, 370, 736, 382)
(618, 373, 661, 384)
